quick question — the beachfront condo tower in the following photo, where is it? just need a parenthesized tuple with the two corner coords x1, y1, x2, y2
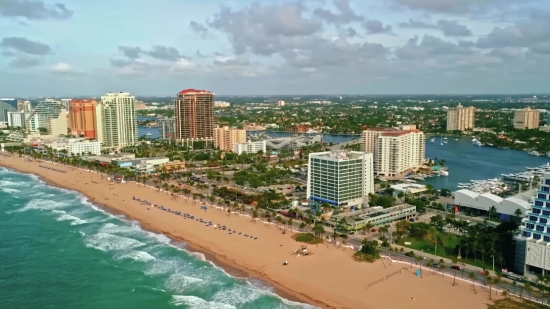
(515, 173, 550, 275)
(174, 89, 215, 147)
(213, 126, 247, 151)
(26, 99, 67, 136)
(0, 100, 17, 125)
(360, 125, 425, 178)
(446, 103, 476, 131)
(306, 151, 374, 210)
(68, 99, 102, 139)
(100, 92, 138, 149)
(514, 107, 540, 129)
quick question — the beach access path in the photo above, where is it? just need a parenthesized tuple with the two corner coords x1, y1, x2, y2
(0, 154, 501, 309)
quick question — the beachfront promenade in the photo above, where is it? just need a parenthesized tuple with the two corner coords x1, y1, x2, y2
(2, 153, 548, 302)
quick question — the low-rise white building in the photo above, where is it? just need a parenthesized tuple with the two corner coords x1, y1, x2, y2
(454, 189, 531, 217)
(47, 137, 102, 155)
(390, 183, 427, 196)
(234, 140, 267, 154)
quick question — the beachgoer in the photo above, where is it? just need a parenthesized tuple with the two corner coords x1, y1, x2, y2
(283, 261, 288, 266)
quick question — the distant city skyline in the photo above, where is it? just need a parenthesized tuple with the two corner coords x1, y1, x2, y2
(1, 0, 550, 96)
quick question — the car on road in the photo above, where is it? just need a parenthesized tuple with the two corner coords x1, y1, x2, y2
(450, 265, 461, 270)
(431, 263, 439, 267)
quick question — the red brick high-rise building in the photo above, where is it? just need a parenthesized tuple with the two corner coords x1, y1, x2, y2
(68, 99, 101, 139)
(174, 89, 214, 146)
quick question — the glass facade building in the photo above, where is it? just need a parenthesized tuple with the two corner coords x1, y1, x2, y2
(516, 173, 550, 275)
(307, 151, 374, 210)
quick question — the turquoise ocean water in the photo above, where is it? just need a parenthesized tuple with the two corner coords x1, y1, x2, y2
(0, 167, 318, 309)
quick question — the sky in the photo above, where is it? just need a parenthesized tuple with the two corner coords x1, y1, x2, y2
(1, 0, 550, 96)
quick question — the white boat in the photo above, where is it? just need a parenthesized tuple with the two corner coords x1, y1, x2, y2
(430, 137, 435, 143)
(454, 138, 458, 141)
(473, 140, 482, 146)
(146, 133, 153, 136)
(440, 170, 449, 176)
(443, 137, 448, 140)
(528, 151, 541, 156)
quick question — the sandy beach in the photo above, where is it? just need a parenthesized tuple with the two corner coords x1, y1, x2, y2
(0, 154, 501, 309)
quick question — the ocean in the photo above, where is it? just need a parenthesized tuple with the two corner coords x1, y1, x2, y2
(0, 167, 318, 309)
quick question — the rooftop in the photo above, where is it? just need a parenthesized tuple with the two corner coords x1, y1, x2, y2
(179, 89, 212, 94)
(309, 151, 367, 161)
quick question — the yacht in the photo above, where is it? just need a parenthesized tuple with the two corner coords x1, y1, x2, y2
(430, 137, 435, 143)
(440, 170, 449, 176)
(146, 133, 153, 136)
(473, 140, 483, 146)
(528, 150, 541, 156)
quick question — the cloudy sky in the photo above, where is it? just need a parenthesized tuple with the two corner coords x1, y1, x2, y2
(1, 0, 549, 96)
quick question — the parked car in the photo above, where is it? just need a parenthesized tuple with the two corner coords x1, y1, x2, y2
(450, 265, 461, 270)
(431, 263, 439, 267)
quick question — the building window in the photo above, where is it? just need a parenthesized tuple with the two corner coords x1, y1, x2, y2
(533, 208, 542, 214)
(547, 202, 550, 208)
(541, 218, 548, 224)
(534, 233, 542, 240)
(523, 231, 531, 237)
(527, 223, 535, 229)
(543, 186, 550, 192)
(539, 194, 548, 199)
(545, 236, 550, 242)
(536, 201, 544, 207)
(530, 216, 538, 222)
(544, 210, 550, 216)
(546, 179, 550, 185)
(537, 225, 545, 231)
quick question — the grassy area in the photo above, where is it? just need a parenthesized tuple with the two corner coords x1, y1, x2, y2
(398, 233, 495, 269)
(353, 252, 379, 263)
(281, 160, 304, 167)
(293, 233, 323, 245)
(488, 298, 547, 309)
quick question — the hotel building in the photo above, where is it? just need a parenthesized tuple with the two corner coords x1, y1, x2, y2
(360, 125, 425, 177)
(0, 100, 17, 124)
(68, 99, 102, 139)
(158, 116, 176, 140)
(100, 92, 138, 149)
(306, 151, 374, 210)
(446, 103, 476, 131)
(174, 89, 214, 145)
(26, 99, 67, 136)
(514, 107, 540, 129)
(17, 101, 32, 113)
(234, 140, 267, 155)
(515, 173, 550, 275)
(213, 126, 247, 151)
(7, 111, 28, 128)
(174, 89, 214, 146)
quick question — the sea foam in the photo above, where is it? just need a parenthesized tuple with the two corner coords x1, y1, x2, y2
(170, 295, 236, 309)
(84, 232, 146, 252)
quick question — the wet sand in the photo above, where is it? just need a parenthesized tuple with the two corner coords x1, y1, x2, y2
(0, 155, 500, 309)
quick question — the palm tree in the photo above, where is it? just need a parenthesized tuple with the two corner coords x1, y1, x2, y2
(439, 262, 446, 277)
(468, 272, 476, 294)
(275, 215, 283, 228)
(313, 224, 325, 239)
(487, 276, 494, 300)
(252, 209, 258, 223)
(363, 222, 374, 235)
(515, 208, 523, 218)
(378, 226, 389, 238)
(266, 216, 272, 227)
(287, 218, 294, 234)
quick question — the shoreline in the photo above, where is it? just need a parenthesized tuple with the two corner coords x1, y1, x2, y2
(0, 162, 321, 308)
(0, 155, 501, 309)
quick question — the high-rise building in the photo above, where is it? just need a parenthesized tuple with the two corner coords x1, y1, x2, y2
(514, 107, 540, 129)
(17, 101, 32, 113)
(213, 126, 246, 151)
(306, 151, 374, 210)
(158, 117, 176, 140)
(0, 98, 17, 109)
(0, 100, 17, 124)
(174, 89, 214, 146)
(61, 99, 71, 110)
(446, 103, 476, 131)
(7, 111, 28, 128)
(100, 92, 137, 149)
(68, 99, 102, 139)
(234, 140, 267, 155)
(26, 99, 67, 135)
(360, 125, 425, 177)
(515, 173, 550, 275)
